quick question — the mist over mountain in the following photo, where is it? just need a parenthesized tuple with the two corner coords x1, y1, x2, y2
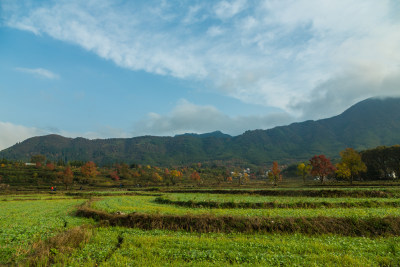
(1, 97, 400, 167)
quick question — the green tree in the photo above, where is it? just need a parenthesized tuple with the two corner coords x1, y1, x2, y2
(336, 148, 366, 184)
(387, 145, 400, 180)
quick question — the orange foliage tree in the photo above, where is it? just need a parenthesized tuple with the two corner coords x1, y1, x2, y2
(170, 170, 182, 185)
(268, 161, 281, 186)
(190, 171, 201, 184)
(81, 161, 99, 178)
(59, 166, 74, 190)
(152, 172, 163, 182)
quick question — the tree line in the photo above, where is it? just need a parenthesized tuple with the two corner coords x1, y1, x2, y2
(291, 145, 400, 184)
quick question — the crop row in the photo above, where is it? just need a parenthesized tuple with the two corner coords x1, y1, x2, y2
(57, 227, 400, 266)
(91, 195, 400, 218)
(154, 196, 400, 209)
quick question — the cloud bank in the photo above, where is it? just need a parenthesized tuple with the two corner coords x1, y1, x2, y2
(133, 99, 294, 137)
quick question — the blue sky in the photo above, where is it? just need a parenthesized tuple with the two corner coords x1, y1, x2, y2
(1, 0, 400, 150)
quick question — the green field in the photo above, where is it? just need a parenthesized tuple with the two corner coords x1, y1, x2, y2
(91, 194, 400, 218)
(2, 188, 400, 266)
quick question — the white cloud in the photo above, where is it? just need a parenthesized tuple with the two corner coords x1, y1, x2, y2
(0, 122, 45, 151)
(132, 99, 294, 136)
(2, 0, 400, 121)
(0, 121, 131, 151)
(14, 67, 59, 79)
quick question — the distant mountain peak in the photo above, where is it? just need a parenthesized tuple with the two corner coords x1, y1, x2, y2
(175, 131, 231, 138)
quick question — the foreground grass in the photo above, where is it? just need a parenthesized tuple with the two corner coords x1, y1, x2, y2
(0, 197, 92, 265)
(65, 227, 400, 266)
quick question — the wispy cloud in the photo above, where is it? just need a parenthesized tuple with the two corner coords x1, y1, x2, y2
(2, 0, 400, 121)
(15, 67, 59, 79)
(214, 0, 247, 20)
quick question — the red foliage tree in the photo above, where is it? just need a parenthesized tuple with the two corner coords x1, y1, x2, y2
(46, 162, 55, 171)
(309, 155, 336, 184)
(110, 171, 120, 181)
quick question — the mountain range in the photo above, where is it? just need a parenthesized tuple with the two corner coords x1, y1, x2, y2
(1, 97, 400, 167)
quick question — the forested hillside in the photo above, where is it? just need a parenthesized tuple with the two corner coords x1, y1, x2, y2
(1, 98, 400, 166)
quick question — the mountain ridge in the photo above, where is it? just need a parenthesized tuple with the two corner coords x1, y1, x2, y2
(1, 97, 400, 166)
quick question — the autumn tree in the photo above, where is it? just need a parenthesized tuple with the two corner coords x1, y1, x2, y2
(81, 161, 99, 178)
(336, 148, 366, 184)
(109, 171, 120, 181)
(169, 170, 182, 185)
(243, 172, 250, 184)
(190, 171, 201, 185)
(309, 155, 336, 184)
(297, 163, 311, 184)
(268, 161, 281, 186)
(60, 166, 74, 190)
(46, 162, 56, 171)
(115, 163, 132, 179)
(152, 172, 163, 182)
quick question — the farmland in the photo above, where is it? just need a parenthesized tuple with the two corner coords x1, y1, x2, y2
(1, 188, 400, 266)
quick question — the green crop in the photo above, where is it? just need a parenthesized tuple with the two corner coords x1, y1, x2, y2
(91, 195, 400, 218)
(65, 228, 400, 266)
(0, 197, 92, 265)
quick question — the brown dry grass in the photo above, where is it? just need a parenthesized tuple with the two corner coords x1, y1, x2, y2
(27, 226, 92, 266)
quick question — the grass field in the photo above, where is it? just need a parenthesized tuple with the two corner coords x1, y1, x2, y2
(2, 187, 400, 266)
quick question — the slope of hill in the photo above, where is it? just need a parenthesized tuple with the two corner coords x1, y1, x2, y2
(1, 97, 400, 166)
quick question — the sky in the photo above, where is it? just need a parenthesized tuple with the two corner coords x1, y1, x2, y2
(1, 0, 400, 151)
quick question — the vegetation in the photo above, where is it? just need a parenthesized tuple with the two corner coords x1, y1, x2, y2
(2, 189, 400, 265)
(309, 155, 336, 184)
(362, 145, 400, 180)
(2, 98, 400, 167)
(1, 98, 400, 265)
(336, 148, 366, 184)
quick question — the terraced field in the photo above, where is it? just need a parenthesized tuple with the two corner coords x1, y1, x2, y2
(2, 188, 400, 266)
(91, 194, 400, 218)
